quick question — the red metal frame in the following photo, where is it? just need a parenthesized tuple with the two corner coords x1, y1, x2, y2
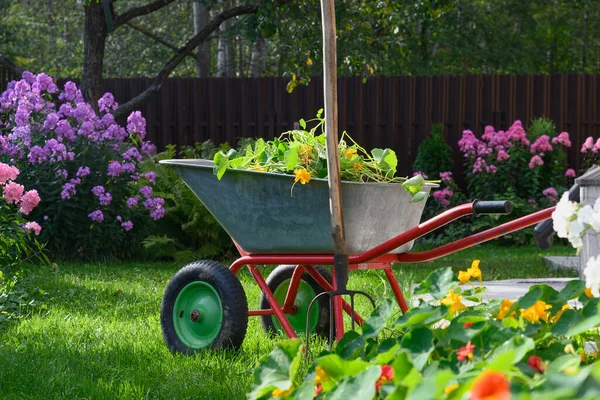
(232, 203, 556, 341)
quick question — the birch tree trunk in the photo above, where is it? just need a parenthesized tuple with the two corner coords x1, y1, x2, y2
(216, 0, 235, 76)
(192, 0, 211, 77)
(248, 36, 268, 77)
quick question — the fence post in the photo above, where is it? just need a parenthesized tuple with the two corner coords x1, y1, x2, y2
(576, 168, 600, 280)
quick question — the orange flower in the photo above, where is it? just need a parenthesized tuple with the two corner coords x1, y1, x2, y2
(527, 355, 546, 373)
(497, 299, 516, 320)
(353, 163, 363, 169)
(375, 365, 394, 392)
(294, 168, 311, 184)
(470, 371, 511, 400)
(585, 287, 594, 298)
(457, 340, 475, 362)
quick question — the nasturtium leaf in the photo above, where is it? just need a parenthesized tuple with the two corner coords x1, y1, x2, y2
(395, 305, 447, 329)
(517, 286, 544, 309)
(213, 150, 229, 180)
(362, 299, 393, 338)
(488, 335, 534, 366)
(546, 354, 582, 374)
(376, 339, 400, 365)
(552, 280, 586, 303)
(446, 319, 486, 343)
(299, 118, 306, 129)
(336, 330, 365, 360)
(406, 369, 454, 400)
(248, 339, 302, 399)
(326, 365, 380, 400)
(391, 351, 415, 384)
(292, 371, 316, 400)
(316, 354, 370, 381)
(413, 267, 455, 300)
(401, 327, 434, 371)
(402, 174, 425, 195)
(565, 299, 600, 336)
(410, 191, 428, 203)
(284, 147, 299, 171)
(551, 310, 582, 336)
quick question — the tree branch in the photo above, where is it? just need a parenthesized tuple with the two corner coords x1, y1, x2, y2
(126, 22, 180, 53)
(113, 0, 177, 29)
(113, 4, 258, 119)
(0, 54, 24, 77)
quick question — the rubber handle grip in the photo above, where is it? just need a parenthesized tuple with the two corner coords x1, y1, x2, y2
(472, 200, 513, 216)
(534, 219, 554, 250)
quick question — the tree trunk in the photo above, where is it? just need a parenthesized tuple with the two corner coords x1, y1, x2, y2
(216, 0, 234, 77)
(81, 3, 108, 107)
(248, 36, 268, 77)
(192, 0, 211, 77)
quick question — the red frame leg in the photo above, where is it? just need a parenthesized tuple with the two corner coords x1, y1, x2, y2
(384, 266, 409, 313)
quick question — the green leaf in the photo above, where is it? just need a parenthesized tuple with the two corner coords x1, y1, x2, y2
(362, 299, 393, 338)
(413, 267, 455, 300)
(316, 354, 370, 381)
(565, 299, 600, 336)
(488, 335, 534, 366)
(410, 191, 428, 203)
(406, 369, 454, 400)
(446, 319, 486, 343)
(326, 365, 380, 400)
(284, 147, 299, 171)
(400, 327, 434, 371)
(371, 148, 397, 174)
(375, 339, 400, 365)
(552, 280, 586, 303)
(248, 339, 302, 399)
(517, 286, 543, 309)
(402, 174, 425, 195)
(299, 118, 306, 130)
(395, 305, 447, 329)
(551, 310, 583, 336)
(336, 331, 365, 360)
(392, 351, 416, 384)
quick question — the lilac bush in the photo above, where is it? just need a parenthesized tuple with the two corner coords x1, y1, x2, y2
(0, 72, 164, 259)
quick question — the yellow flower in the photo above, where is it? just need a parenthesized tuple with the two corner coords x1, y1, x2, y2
(299, 144, 313, 159)
(564, 343, 576, 354)
(306, 57, 313, 66)
(444, 383, 459, 395)
(552, 304, 571, 323)
(458, 270, 471, 285)
(313, 366, 329, 386)
(343, 148, 357, 159)
(497, 298, 516, 320)
(585, 287, 594, 298)
(294, 168, 311, 185)
(272, 386, 294, 398)
(467, 260, 482, 282)
(521, 300, 552, 324)
(441, 289, 468, 314)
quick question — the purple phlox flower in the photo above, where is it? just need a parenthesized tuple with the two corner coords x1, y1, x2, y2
(55, 119, 76, 141)
(60, 81, 79, 102)
(55, 169, 68, 179)
(143, 171, 157, 184)
(99, 192, 112, 206)
(14, 107, 30, 127)
(126, 196, 140, 208)
(91, 185, 105, 197)
(98, 92, 118, 113)
(530, 135, 553, 154)
(59, 102, 74, 118)
(107, 161, 123, 177)
(35, 73, 57, 93)
(43, 113, 60, 130)
(552, 132, 571, 148)
(78, 121, 95, 138)
(121, 162, 135, 174)
(565, 168, 576, 178)
(27, 145, 49, 164)
(73, 102, 97, 124)
(121, 220, 134, 231)
(13, 79, 31, 97)
(98, 113, 116, 129)
(143, 197, 165, 210)
(76, 166, 90, 177)
(21, 71, 35, 85)
(150, 207, 165, 220)
(126, 111, 146, 139)
(88, 210, 104, 223)
(61, 182, 77, 199)
(141, 141, 156, 155)
(122, 147, 142, 162)
(140, 185, 153, 199)
(116, 215, 122, 222)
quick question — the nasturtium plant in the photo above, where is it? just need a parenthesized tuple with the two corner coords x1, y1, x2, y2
(249, 262, 600, 400)
(213, 111, 429, 201)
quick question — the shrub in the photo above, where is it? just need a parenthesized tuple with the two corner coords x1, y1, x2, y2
(249, 263, 600, 399)
(0, 72, 164, 259)
(411, 123, 453, 181)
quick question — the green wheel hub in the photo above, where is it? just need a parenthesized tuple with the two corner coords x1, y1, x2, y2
(173, 281, 223, 349)
(272, 279, 319, 334)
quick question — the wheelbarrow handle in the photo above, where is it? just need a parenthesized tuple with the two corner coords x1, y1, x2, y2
(472, 200, 513, 216)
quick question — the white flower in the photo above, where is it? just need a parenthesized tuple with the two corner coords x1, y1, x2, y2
(577, 205, 594, 226)
(593, 197, 600, 213)
(583, 256, 600, 298)
(589, 211, 600, 232)
(552, 192, 579, 239)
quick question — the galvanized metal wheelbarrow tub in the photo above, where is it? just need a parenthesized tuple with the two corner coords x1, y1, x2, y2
(160, 159, 436, 254)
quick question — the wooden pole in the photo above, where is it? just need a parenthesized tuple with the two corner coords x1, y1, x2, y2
(320, 0, 348, 293)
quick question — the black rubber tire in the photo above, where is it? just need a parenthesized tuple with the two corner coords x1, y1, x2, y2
(161, 260, 248, 354)
(259, 265, 332, 337)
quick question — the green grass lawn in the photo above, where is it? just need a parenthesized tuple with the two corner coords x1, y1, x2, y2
(0, 244, 577, 399)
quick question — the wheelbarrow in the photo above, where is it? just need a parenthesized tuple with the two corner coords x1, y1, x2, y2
(158, 158, 556, 354)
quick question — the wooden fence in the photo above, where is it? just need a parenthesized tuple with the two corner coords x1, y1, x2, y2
(2, 71, 600, 178)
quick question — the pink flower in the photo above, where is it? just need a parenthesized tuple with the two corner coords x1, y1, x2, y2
(3, 181, 24, 204)
(23, 221, 42, 236)
(0, 162, 19, 185)
(458, 130, 480, 155)
(528, 155, 544, 169)
(530, 135, 553, 154)
(581, 136, 594, 153)
(552, 132, 571, 147)
(440, 171, 453, 183)
(473, 157, 487, 174)
(565, 168, 576, 178)
(457, 341, 475, 361)
(594, 138, 600, 154)
(413, 171, 428, 180)
(433, 188, 454, 207)
(497, 150, 510, 162)
(19, 189, 40, 214)
(528, 199, 536, 204)
(486, 164, 497, 174)
(507, 120, 530, 146)
(542, 187, 558, 198)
